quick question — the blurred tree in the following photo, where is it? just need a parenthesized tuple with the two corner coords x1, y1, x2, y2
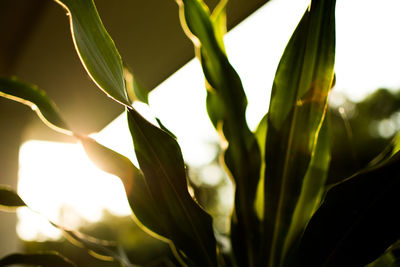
(328, 88, 400, 184)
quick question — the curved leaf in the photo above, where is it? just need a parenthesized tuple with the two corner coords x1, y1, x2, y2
(0, 185, 26, 210)
(79, 136, 166, 238)
(262, 0, 336, 265)
(210, 0, 228, 54)
(295, 151, 400, 267)
(0, 185, 132, 265)
(57, 226, 133, 266)
(178, 1, 261, 265)
(0, 77, 71, 135)
(79, 136, 135, 193)
(54, 0, 130, 106)
(123, 66, 149, 104)
(127, 108, 218, 266)
(0, 252, 76, 267)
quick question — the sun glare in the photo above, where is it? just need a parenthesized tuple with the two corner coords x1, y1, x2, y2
(17, 0, 400, 241)
(17, 141, 131, 241)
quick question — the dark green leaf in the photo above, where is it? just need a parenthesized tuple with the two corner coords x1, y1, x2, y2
(0, 185, 26, 210)
(54, 0, 130, 106)
(262, 0, 336, 265)
(0, 77, 71, 134)
(57, 226, 133, 266)
(79, 136, 166, 239)
(127, 108, 218, 266)
(282, 119, 330, 258)
(178, 1, 261, 265)
(295, 151, 400, 267)
(366, 250, 397, 267)
(0, 252, 76, 267)
(47, 217, 133, 266)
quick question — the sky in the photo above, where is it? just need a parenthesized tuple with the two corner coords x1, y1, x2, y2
(17, 0, 400, 241)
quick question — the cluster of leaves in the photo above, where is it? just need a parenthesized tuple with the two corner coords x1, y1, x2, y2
(1, 0, 400, 266)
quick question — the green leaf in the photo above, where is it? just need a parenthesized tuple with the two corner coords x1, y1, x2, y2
(0, 185, 26, 210)
(210, 0, 228, 54)
(262, 0, 336, 265)
(295, 151, 400, 267)
(366, 250, 397, 267)
(0, 77, 71, 135)
(79, 136, 166, 239)
(127, 108, 218, 266)
(123, 66, 149, 104)
(282, 118, 330, 259)
(178, 1, 261, 265)
(393, 133, 400, 156)
(254, 114, 268, 221)
(0, 252, 76, 267)
(79, 136, 136, 193)
(54, 0, 130, 106)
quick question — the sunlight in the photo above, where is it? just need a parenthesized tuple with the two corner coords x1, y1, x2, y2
(17, 140, 131, 241)
(17, 0, 400, 241)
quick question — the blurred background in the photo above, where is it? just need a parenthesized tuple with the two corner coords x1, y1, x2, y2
(1, 0, 400, 266)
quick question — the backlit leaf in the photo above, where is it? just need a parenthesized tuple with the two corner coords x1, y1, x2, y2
(0, 184, 132, 265)
(262, 0, 336, 265)
(0, 252, 76, 267)
(295, 151, 400, 267)
(127, 108, 218, 266)
(79, 136, 166, 239)
(282, 119, 330, 260)
(254, 114, 267, 221)
(79, 136, 135, 193)
(210, 0, 228, 54)
(178, 1, 261, 265)
(123, 66, 149, 104)
(0, 185, 26, 210)
(54, 0, 130, 106)
(0, 77, 71, 135)
(57, 226, 133, 266)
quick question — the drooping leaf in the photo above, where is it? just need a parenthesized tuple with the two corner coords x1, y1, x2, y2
(123, 66, 149, 104)
(0, 185, 26, 210)
(178, 1, 261, 265)
(53, 0, 130, 106)
(295, 151, 400, 267)
(79, 136, 135, 193)
(0, 252, 76, 267)
(0, 77, 71, 135)
(50, 219, 134, 266)
(79, 136, 166, 238)
(0, 182, 132, 265)
(127, 108, 218, 266)
(262, 0, 336, 265)
(57, 226, 134, 266)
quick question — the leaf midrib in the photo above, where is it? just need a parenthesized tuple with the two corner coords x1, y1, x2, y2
(268, 10, 321, 266)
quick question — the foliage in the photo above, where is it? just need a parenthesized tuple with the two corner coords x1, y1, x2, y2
(1, 0, 400, 266)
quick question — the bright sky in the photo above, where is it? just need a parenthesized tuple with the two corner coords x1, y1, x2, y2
(17, 0, 400, 241)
